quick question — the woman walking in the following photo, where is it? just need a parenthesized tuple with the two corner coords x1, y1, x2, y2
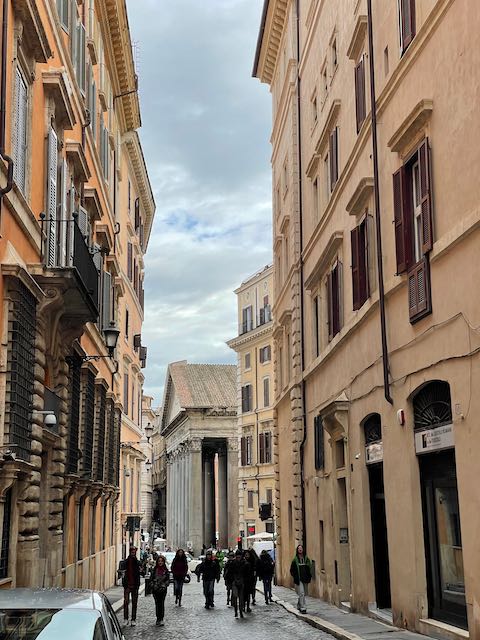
(242, 550, 255, 613)
(289, 544, 312, 613)
(151, 555, 170, 626)
(171, 548, 189, 606)
(257, 549, 275, 604)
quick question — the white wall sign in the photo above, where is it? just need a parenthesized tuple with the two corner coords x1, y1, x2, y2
(365, 442, 383, 465)
(415, 423, 454, 455)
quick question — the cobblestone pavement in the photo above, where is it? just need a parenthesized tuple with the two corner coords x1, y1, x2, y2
(123, 580, 335, 640)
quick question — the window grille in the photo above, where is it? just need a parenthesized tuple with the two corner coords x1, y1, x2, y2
(94, 384, 107, 482)
(67, 358, 82, 473)
(81, 369, 96, 478)
(0, 489, 12, 579)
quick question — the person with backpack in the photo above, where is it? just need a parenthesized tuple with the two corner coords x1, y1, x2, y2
(171, 548, 189, 606)
(223, 551, 235, 605)
(289, 544, 312, 613)
(194, 549, 221, 609)
(257, 549, 275, 604)
(151, 555, 170, 626)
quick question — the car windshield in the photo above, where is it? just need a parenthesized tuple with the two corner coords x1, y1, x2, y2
(0, 608, 101, 640)
(163, 553, 176, 564)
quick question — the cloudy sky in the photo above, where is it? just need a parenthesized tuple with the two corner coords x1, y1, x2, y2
(126, 1, 272, 405)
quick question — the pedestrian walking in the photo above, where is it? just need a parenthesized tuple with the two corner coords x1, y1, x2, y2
(289, 544, 312, 613)
(118, 546, 141, 627)
(223, 551, 235, 605)
(257, 549, 275, 604)
(243, 550, 255, 613)
(247, 547, 259, 605)
(171, 548, 189, 606)
(194, 549, 221, 609)
(151, 555, 170, 626)
(226, 550, 246, 619)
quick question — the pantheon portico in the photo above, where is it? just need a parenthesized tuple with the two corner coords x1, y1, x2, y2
(160, 362, 238, 554)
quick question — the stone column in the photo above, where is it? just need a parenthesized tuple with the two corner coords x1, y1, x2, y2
(166, 457, 172, 546)
(185, 450, 190, 549)
(188, 438, 203, 555)
(173, 453, 179, 548)
(179, 450, 184, 548)
(217, 447, 228, 549)
(203, 453, 215, 548)
(227, 438, 239, 550)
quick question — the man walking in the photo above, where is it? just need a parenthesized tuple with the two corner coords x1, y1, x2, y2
(225, 550, 247, 619)
(118, 546, 141, 626)
(290, 544, 312, 613)
(195, 549, 221, 609)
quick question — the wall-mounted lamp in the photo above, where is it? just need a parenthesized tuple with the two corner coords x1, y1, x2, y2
(67, 323, 120, 363)
(145, 459, 152, 472)
(144, 423, 153, 443)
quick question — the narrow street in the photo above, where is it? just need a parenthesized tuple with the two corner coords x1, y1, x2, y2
(123, 581, 334, 640)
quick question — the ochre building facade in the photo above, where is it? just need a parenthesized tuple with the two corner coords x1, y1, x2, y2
(0, 0, 154, 591)
(254, 1, 479, 638)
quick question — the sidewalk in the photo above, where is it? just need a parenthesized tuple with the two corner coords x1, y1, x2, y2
(262, 584, 431, 640)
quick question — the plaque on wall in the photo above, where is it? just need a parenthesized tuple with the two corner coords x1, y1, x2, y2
(415, 423, 454, 455)
(365, 442, 383, 465)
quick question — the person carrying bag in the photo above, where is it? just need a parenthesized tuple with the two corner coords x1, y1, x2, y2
(151, 555, 170, 626)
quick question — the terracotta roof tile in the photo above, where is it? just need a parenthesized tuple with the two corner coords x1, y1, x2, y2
(169, 361, 237, 410)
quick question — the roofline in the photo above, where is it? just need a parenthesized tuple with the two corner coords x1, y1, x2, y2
(252, 0, 270, 78)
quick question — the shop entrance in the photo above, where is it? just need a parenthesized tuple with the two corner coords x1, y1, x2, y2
(364, 414, 391, 610)
(414, 381, 467, 630)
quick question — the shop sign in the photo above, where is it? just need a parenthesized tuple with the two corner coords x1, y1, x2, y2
(365, 442, 383, 465)
(415, 423, 454, 455)
(339, 528, 349, 544)
(247, 524, 256, 535)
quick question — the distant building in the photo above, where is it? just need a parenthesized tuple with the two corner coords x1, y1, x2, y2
(161, 361, 238, 554)
(227, 265, 275, 544)
(140, 396, 156, 534)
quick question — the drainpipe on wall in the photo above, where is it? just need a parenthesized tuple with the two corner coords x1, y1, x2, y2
(0, 0, 14, 215)
(366, 0, 393, 405)
(295, 0, 308, 553)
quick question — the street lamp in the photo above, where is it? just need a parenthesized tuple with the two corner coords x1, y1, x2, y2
(144, 422, 153, 443)
(68, 322, 120, 363)
(145, 459, 152, 472)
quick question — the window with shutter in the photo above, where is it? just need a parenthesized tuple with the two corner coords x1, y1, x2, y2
(76, 21, 86, 93)
(393, 166, 410, 274)
(314, 415, 325, 470)
(408, 257, 431, 322)
(240, 436, 246, 466)
(13, 68, 28, 194)
(329, 127, 339, 191)
(259, 433, 265, 464)
(57, 0, 69, 29)
(400, 0, 416, 52)
(134, 198, 140, 230)
(263, 378, 270, 408)
(313, 294, 321, 357)
(127, 242, 133, 280)
(102, 271, 112, 330)
(46, 128, 58, 266)
(327, 261, 342, 340)
(351, 218, 369, 310)
(59, 159, 69, 267)
(355, 56, 366, 132)
(265, 432, 272, 463)
(244, 353, 251, 370)
(124, 371, 129, 413)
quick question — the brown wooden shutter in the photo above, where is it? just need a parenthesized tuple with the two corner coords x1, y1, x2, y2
(408, 257, 431, 322)
(266, 345, 271, 360)
(259, 348, 264, 364)
(248, 385, 252, 411)
(401, 0, 416, 51)
(393, 166, 409, 274)
(331, 262, 340, 337)
(327, 272, 333, 340)
(329, 128, 338, 191)
(419, 138, 433, 254)
(127, 242, 133, 280)
(358, 218, 369, 305)
(355, 57, 366, 132)
(351, 226, 360, 310)
(259, 433, 265, 464)
(134, 197, 140, 230)
(241, 386, 246, 413)
(241, 437, 246, 466)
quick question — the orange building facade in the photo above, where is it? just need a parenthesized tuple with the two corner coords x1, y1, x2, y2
(0, 0, 154, 590)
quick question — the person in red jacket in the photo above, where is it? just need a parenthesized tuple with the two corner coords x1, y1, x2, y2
(171, 548, 189, 606)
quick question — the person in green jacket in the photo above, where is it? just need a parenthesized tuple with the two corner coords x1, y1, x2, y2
(289, 544, 312, 613)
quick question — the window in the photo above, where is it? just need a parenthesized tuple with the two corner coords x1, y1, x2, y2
(335, 439, 345, 468)
(329, 127, 339, 191)
(393, 138, 433, 322)
(322, 64, 328, 103)
(399, 0, 416, 53)
(265, 521, 274, 534)
(319, 520, 325, 570)
(311, 91, 318, 127)
(259, 345, 271, 363)
(285, 331, 291, 383)
(244, 353, 251, 370)
(284, 236, 289, 275)
(276, 184, 281, 217)
(327, 261, 342, 340)
(12, 68, 28, 194)
(127, 242, 133, 280)
(57, 0, 69, 29)
(71, 4, 86, 94)
(314, 415, 324, 470)
(240, 435, 253, 466)
(331, 37, 338, 73)
(259, 432, 272, 464)
(384, 46, 389, 76)
(125, 308, 129, 340)
(354, 55, 366, 132)
(99, 115, 109, 180)
(80, 369, 95, 478)
(242, 305, 253, 333)
(241, 384, 253, 413)
(128, 180, 131, 213)
(313, 178, 319, 222)
(266, 488, 273, 505)
(278, 345, 283, 390)
(313, 294, 321, 358)
(87, 65, 97, 141)
(247, 490, 254, 510)
(351, 216, 370, 310)
(263, 378, 270, 408)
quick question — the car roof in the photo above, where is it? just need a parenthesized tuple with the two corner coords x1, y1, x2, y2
(0, 588, 103, 610)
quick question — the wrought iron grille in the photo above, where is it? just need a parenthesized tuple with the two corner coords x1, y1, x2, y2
(6, 282, 36, 460)
(413, 381, 452, 430)
(364, 414, 382, 443)
(94, 385, 106, 482)
(81, 369, 95, 478)
(67, 359, 81, 474)
(0, 488, 12, 579)
(114, 408, 121, 486)
(106, 399, 115, 485)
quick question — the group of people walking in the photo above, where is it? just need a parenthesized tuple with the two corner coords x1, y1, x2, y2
(120, 543, 312, 626)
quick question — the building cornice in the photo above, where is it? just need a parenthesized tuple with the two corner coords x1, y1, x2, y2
(253, 0, 289, 85)
(227, 322, 273, 351)
(96, 0, 141, 132)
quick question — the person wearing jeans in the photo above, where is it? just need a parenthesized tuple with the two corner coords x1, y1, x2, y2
(151, 555, 170, 626)
(118, 546, 141, 627)
(289, 544, 312, 613)
(171, 548, 189, 606)
(257, 549, 275, 604)
(194, 550, 221, 609)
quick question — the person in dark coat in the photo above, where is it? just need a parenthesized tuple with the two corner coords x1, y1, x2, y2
(289, 544, 312, 613)
(246, 547, 259, 605)
(171, 548, 189, 606)
(257, 549, 275, 604)
(151, 555, 170, 626)
(242, 550, 255, 613)
(194, 549, 221, 609)
(118, 546, 141, 627)
(225, 550, 247, 618)
(223, 551, 235, 605)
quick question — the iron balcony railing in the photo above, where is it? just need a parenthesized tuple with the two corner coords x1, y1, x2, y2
(40, 215, 99, 315)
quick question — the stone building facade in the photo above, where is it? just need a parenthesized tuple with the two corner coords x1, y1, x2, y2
(254, 1, 479, 638)
(0, 0, 153, 590)
(227, 265, 276, 543)
(161, 361, 238, 555)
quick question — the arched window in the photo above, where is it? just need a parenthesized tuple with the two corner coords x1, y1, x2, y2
(363, 413, 382, 444)
(413, 381, 452, 430)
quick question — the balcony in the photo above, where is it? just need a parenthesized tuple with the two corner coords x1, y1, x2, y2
(33, 216, 99, 323)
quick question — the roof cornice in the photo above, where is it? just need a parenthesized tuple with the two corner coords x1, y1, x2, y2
(252, 0, 289, 85)
(96, 0, 141, 132)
